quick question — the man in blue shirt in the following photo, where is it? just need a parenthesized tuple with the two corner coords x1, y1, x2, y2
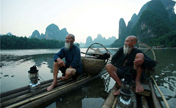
(106, 36, 156, 95)
(47, 34, 82, 91)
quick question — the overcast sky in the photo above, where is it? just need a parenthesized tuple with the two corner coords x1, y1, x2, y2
(1, 0, 176, 43)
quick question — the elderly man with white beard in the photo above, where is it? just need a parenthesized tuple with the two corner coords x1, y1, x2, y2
(106, 35, 156, 95)
(47, 34, 82, 91)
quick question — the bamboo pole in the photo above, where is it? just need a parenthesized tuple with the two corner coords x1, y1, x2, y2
(1, 79, 64, 102)
(149, 79, 162, 108)
(0, 85, 29, 97)
(112, 96, 118, 108)
(7, 71, 106, 108)
(1, 90, 29, 102)
(0, 78, 58, 97)
(5, 76, 90, 108)
(141, 96, 149, 108)
(101, 84, 118, 108)
(0, 79, 74, 107)
(151, 76, 170, 108)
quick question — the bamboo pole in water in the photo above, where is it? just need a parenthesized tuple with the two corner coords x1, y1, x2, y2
(151, 76, 170, 108)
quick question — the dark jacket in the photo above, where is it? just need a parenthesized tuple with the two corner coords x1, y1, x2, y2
(111, 47, 156, 69)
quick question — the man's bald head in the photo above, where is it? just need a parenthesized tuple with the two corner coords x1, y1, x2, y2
(123, 35, 138, 55)
(126, 35, 138, 44)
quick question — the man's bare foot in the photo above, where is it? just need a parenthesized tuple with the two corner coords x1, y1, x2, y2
(135, 82, 144, 92)
(113, 89, 120, 96)
(59, 76, 68, 80)
(47, 82, 57, 91)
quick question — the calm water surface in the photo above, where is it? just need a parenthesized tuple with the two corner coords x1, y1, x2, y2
(0, 48, 176, 108)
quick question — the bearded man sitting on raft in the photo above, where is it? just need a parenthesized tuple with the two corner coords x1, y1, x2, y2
(106, 35, 156, 95)
(47, 34, 82, 91)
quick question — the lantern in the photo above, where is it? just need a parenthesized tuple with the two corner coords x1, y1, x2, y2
(117, 68, 135, 108)
(28, 65, 40, 91)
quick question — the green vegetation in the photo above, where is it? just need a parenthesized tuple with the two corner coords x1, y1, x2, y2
(1, 35, 65, 49)
(135, 10, 170, 37)
(111, 0, 176, 47)
(142, 30, 176, 47)
(133, 10, 176, 47)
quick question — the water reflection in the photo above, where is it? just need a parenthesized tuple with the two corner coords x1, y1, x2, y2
(153, 49, 176, 108)
(0, 54, 55, 92)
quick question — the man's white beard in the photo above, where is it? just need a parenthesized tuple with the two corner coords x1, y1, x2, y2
(123, 45, 132, 55)
(65, 42, 70, 50)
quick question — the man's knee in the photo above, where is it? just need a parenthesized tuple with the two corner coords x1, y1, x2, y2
(66, 68, 76, 75)
(106, 64, 116, 73)
(135, 53, 144, 59)
(106, 64, 113, 70)
(134, 53, 144, 70)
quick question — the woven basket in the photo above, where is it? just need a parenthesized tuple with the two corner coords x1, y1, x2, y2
(81, 57, 105, 75)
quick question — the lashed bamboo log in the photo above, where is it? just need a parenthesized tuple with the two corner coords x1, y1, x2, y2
(149, 79, 162, 108)
(3, 71, 106, 108)
(101, 84, 118, 108)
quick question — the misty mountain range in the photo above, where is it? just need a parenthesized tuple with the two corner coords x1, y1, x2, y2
(28, 23, 116, 47)
(3, 0, 176, 48)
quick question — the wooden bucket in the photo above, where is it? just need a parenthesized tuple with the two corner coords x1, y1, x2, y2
(81, 57, 105, 75)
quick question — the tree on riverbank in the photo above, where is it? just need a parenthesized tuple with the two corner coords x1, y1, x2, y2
(1, 35, 65, 49)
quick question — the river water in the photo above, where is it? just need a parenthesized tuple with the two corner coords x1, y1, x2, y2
(0, 48, 176, 108)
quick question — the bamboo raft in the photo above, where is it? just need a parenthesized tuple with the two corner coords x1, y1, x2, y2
(0, 43, 111, 108)
(0, 56, 107, 108)
(101, 78, 163, 108)
(0, 71, 107, 108)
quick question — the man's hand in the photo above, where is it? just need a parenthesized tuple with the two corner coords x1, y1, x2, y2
(57, 58, 65, 67)
(134, 57, 144, 66)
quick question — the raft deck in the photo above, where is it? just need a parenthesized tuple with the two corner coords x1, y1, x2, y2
(101, 79, 163, 108)
(0, 69, 107, 108)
